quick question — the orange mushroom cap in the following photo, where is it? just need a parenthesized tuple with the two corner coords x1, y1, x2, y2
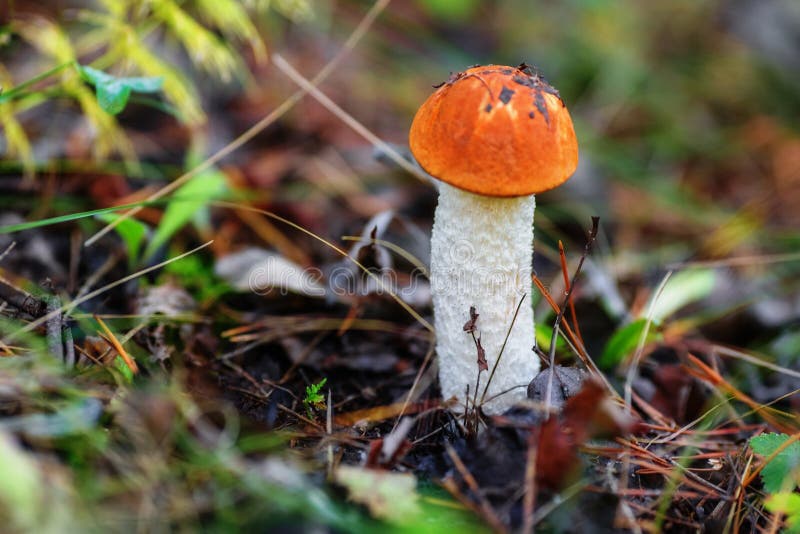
(409, 64, 579, 197)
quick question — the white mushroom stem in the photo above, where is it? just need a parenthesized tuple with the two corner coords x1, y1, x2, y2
(430, 182, 540, 415)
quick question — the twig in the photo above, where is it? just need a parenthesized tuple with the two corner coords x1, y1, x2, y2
(213, 201, 433, 332)
(443, 442, 507, 533)
(0, 276, 45, 318)
(666, 251, 800, 270)
(95, 314, 139, 374)
(271, 53, 430, 184)
(0, 241, 16, 264)
(710, 344, 800, 380)
(558, 240, 583, 345)
(341, 235, 430, 278)
(479, 294, 526, 407)
(327, 388, 334, 479)
(624, 270, 672, 408)
(1, 241, 213, 345)
(533, 276, 620, 401)
(544, 216, 599, 413)
(45, 294, 64, 362)
(75, 249, 123, 300)
(63, 324, 75, 367)
(522, 426, 540, 534)
(392, 338, 436, 433)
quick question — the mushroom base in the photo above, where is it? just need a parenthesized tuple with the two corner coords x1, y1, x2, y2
(430, 182, 539, 415)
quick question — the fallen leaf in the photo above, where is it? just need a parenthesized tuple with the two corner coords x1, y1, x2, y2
(215, 247, 326, 298)
(334, 400, 437, 427)
(536, 379, 642, 489)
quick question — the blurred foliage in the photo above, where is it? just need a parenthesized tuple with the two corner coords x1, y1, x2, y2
(765, 492, 800, 534)
(0, 0, 311, 173)
(143, 166, 227, 259)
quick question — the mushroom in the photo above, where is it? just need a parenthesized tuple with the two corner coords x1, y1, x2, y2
(409, 64, 578, 414)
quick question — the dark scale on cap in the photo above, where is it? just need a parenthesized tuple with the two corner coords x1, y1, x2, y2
(528, 111, 535, 119)
(511, 70, 563, 98)
(541, 83, 562, 100)
(434, 70, 471, 88)
(501, 68, 513, 75)
(498, 86, 515, 105)
(512, 75, 535, 88)
(484, 103, 493, 113)
(534, 92, 550, 125)
(517, 62, 534, 76)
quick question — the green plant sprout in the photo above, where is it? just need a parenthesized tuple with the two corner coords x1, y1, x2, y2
(303, 378, 327, 419)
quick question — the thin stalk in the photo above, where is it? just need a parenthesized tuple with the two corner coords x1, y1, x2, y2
(479, 294, 527, 406)
(543, 217, 599, 413)
(0, 60, 76, 103)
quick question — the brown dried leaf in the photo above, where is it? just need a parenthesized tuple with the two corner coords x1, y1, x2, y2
(333, 400, 437, 427)
(476, 335, 487, 372)
(463, 306, 478, 333)
(536, 378, 642, 489)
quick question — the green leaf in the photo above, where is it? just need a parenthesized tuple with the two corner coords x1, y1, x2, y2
(599, 318, 662, 368)
(121, 77, 164, 93)
(96, 212, 149, 267)
(0, 431, 44, 531)
(0, 201, 147, 234)
(647, 269, 716, 323)
(416, 482, 489, 533)
(95, 81, 132, 115)
(414, 0, 480, 21)
(143, 169, 227, 260)
(303, 378, 327, 418)
(112, 355, 135, 384)
(535, 322, 567, 355)
(304, 378, 327, 406)
(334, 466, 421, 525)
(750, 433, 800, 493)
(78, 64, 163, 115)
(162, 253, 230, 302)
(78, 64, 114, 85)
(765, 492, 800, 533)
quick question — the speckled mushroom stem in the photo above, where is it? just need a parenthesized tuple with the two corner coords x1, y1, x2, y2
(430, 182, 539, 415)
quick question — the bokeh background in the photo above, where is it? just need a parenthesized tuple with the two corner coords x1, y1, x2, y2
(1, 0, 799, 530)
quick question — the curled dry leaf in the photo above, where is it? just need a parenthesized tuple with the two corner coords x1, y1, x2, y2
(475, 335, 487, 372)
(463, 306, 478, 333)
